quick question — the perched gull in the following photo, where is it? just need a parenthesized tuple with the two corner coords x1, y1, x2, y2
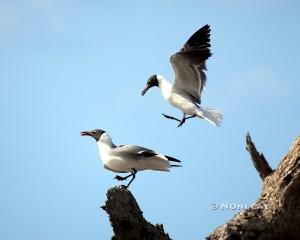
(141, 25, 223, 127)
(81, 129, 181, 188)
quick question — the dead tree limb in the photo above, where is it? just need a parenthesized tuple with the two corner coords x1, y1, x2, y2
(102, 186, 171, 240)
(246, 133, 273, 180)
(207, 134, 300, 240)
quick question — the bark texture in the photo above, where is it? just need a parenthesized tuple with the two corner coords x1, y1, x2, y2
(207, 134, 300, 240)
(102, 185, 171, 240)
(245, 133, 273, 180)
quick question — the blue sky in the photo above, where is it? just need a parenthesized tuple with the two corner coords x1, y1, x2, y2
(1, 0, 300, 239)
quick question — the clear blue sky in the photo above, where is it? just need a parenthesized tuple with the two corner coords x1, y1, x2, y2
(1, 0, 300, 239)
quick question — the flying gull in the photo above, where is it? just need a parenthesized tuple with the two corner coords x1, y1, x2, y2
(81, 129, 181, 188)
(141, 25, 223, 127)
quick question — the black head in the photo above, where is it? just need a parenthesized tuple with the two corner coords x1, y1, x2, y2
(81, 129, 106, 141)
(141, 75, 159, 96)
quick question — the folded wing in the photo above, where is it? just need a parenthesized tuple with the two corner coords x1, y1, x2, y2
(111, 145, 158, 158)
(111, 145, 181, 163)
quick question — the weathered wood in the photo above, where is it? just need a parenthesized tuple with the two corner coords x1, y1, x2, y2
(246, 133, 273, 180)
(102, 186, 171, 240)
(207, 135, 300, 240)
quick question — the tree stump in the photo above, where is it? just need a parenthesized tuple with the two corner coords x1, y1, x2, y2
(102, 186, 171, 240)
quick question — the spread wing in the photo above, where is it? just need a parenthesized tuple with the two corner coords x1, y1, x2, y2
(170, 24, 212, 104)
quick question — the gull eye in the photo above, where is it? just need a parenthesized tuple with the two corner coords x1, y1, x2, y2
(92, 130, 97, 134)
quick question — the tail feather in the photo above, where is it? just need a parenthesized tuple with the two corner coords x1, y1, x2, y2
(196, 107, 223, 127)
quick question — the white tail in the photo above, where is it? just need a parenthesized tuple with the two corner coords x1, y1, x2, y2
(196, 107, 223, 127)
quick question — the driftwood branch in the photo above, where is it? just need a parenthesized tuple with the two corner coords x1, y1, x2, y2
(207, 134, 300, 240)
(102, 186, 171, 240)
(245, 133, 273, 180)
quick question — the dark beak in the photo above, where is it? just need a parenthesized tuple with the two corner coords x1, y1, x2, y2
(141, 84, 151, 96)
(81, 131, 92, 137)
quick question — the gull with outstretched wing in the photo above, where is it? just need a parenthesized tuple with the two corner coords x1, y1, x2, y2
(142, 25, 222, 127)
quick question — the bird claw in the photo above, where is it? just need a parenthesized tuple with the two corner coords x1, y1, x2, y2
(114, 175, 125, 181)
(117, 184, 128, 189)
(177, 122, 183, 127)
(162, 113, 181, 122)
(177, 119, 185, 127)
(162, 113, 171, 119)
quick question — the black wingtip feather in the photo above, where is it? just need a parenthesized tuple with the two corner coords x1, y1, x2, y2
(165, 155, 181, 163)
(184, 24, 211, 51)
(171, 164, 182, 167)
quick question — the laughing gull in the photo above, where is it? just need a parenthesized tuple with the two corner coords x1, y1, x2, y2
(81, 129, 181, 188)
(141, 25, 223, 127)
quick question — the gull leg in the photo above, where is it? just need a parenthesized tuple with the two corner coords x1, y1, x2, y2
(114, 174, 131, 181)
(163, 113, 196, 127)
(177, 114, 186, 127)
(126, 169, 137, 188)
(185, 114, 197, 120)
(114, 169, 137, 188)
(177, 114, 197, 127)
(162, 113, 181, 122)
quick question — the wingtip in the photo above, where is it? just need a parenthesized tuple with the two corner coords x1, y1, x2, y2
(203, 24, 211, 31)
(165, 155, 181, 163)
(171, 164, 182, 167)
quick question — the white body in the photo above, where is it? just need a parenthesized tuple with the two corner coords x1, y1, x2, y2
(157, 75, 222, 126)
(97, 133, 172, 173)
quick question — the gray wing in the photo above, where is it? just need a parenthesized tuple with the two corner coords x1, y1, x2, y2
(110, 145, 158, 158)
(170, 25, 212, 104)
